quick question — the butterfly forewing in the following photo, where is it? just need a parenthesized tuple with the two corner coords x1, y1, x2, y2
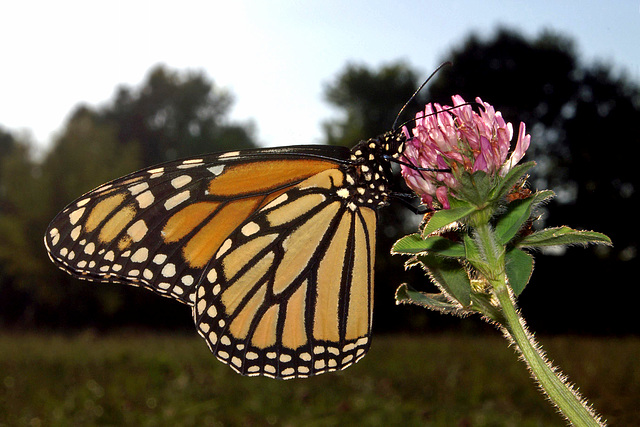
(44, 148, 349, 306)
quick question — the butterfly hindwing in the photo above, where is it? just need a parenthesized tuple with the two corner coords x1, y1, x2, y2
(193, 166, 377, 378)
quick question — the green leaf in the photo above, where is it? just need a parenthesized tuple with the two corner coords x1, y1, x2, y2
(395, 284, 460, 311)
(517, 226, 612, 248)
(422, 202, 475, 237)
(505, 247, 534, 295)
(489, 161, 535, 201)
(392, 234, 465, 257)
(417, 254, 471, 306)
(495, 198, 534, 245)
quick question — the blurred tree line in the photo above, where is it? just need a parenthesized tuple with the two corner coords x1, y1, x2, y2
(0, 28, 637, 334)
(0, 67, 256, 327)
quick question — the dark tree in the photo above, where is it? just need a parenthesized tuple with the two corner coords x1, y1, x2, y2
(100, 65, 256, 166)
(0, 66, 258, 328)
(322, 61, 424, 146)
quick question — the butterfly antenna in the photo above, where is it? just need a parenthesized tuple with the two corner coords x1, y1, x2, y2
(394, 102, 477, 132)
(392, 61, 452, 130)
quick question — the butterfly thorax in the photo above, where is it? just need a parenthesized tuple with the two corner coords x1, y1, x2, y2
(342, 130, 406, 210)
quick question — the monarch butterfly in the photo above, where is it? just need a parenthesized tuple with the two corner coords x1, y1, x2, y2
(43, 63, 456, 379)
(44, 127, 416, 379)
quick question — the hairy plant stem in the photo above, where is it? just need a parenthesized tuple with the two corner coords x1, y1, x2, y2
(474, 222, 603, 426)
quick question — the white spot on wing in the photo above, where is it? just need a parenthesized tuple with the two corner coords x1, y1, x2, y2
(127, 220, 148, 242)
(208, 165, 225, 175)
(69, 207, 86, 225)
(128, 182, 149, 196)
(177, 160, 203, 169)
(147, 167, 164, 174)
(241, 222, 260, 236)
(131, 247, 149, 263)
(171, 175, 192, 189)
(182, 158, 203, 164)
(164, 191, 190, 210)
(262, 193, 288, 210)
(197, 299, 207, 315)
(136, 190, 155, 209)
(337, 188, 350, 199)
(50, 229, 60, 246)
(84, 242, 95, 255)
(219, 151, 240, 159)
(206, 268, 217, 283)
(279, 354, 292, 363)
(153, 254, 167, 264)
(208, 331, 218, 344)
(161, 263, 176, 277)
(70, 225, 81, 241)
(216, 239, 232, 258)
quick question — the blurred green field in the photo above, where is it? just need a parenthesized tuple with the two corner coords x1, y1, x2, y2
(0, 331, 637, 426)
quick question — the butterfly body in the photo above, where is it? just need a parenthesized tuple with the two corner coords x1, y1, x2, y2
(45, 130, 406, 379)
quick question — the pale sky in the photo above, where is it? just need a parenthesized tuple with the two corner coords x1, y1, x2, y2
(2, 1, 639, 152)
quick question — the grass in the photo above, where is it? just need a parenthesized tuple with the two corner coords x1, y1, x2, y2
(0, 331, 638, 426)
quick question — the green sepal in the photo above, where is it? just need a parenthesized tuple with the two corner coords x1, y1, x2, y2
(392, 233, 465, 257)
(505, 247, 534, 295)
(489, 161, 536, 201)
(494, 197, 534, 245)
(395, 284, 460, 312)
(422, 198, 475, 237)
(516, 226, 612, 248)
(416, 254, 471, 306)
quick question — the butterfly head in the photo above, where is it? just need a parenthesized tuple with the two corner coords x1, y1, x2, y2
(381, 128, 408, 159)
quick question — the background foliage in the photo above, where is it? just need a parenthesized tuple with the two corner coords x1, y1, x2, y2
(0, 28, 637, 336)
